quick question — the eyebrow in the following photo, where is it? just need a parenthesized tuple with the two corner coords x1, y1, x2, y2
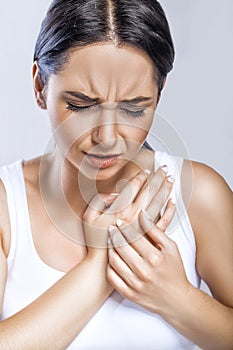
(63, 91, 100, 103)
(120, 97, 152, 104)
(63, 91, 153, 104)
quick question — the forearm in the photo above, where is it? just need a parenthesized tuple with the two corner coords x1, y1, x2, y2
(0, 253, 113, 350)
(161, 284, 233, 350)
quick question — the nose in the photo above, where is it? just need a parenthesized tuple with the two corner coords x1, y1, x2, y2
(92, 109, 118, 148)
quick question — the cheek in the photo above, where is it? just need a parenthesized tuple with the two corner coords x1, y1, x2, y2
(126, 127, 148, 142)
(53, 117, 93, 156)
(119, 123, 150, 157)
(46, 97, 93, 150)
(46, 98, 65, 132)
(46, 84, 71, 129)
(119, 117, 153, 143)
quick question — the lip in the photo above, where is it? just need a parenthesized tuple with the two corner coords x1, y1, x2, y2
(84, 153, 120, 169)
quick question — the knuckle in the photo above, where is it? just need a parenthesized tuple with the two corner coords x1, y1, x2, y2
(147, 253, 159, 266)
(140, 266, 152, 282)
(135, 263, 151, 282)
(133, 279, 144, 293)
(127, 288, 137, 301)
(148, 252, 163, 266)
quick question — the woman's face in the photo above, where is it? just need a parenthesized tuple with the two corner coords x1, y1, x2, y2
(42, 44, 159, 180)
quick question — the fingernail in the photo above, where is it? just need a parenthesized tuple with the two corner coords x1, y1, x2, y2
(142, 210, 152, 221)
(144, 169, 151, 176)
(108, 225, 116, 233)
(161, 165, 169, 173)
(167, 175, 175, 183)
(110, 193, 119, 196)
(116, 219, 123, 227)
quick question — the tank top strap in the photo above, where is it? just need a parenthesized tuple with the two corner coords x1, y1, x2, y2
(154, 151, 196, 246)
(0, 161, 25, 271)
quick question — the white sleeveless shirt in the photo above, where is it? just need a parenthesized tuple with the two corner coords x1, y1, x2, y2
(0, 152, 200, 349)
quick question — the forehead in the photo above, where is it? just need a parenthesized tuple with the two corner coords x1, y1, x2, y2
(55, 44, 157, 100)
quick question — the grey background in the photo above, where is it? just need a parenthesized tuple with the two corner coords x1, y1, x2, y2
(0, 0, 232, 189)
(0, 2, 231, 349)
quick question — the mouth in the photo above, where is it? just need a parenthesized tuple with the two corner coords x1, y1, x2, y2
(84, 153, 120, 169)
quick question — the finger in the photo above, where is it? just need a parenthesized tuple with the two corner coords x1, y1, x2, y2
(145, 175, 175, 222)
(133, 166, 167, 211)
(139, 210, 171, 249)
(108, 248, 136, 287)
(90, 193, 119, 211)
(118, 223, 158, 258)
(84, 193, 118, 221)
(108, 226, 144, 274)
(109, 226, 163, 285)
(107, 171, 148, 213)
(107, 264, 133, 299)
(156, 199, 176, 232)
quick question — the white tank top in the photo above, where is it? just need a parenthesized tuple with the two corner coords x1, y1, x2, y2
(0, 152, 200, 349)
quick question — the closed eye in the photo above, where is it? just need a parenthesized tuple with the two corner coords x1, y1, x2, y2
(66, 102, 96, 112)
(119, 107, 146, 118)
(66, 101, 146, 118)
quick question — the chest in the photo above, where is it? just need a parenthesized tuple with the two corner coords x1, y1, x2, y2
(68, 292, 195, 350)
(24, 180, 87, 272)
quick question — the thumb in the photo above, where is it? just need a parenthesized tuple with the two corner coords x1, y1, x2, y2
(84, 193, 119, 222)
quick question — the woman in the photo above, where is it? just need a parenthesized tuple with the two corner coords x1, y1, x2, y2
(0, 0, 232, 349)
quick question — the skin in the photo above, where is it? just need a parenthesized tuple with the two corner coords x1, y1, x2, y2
(0, 43, 232, 349)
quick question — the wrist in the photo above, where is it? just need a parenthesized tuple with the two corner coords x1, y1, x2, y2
(159, 281, 195, 323)
(87, 246, 109, 264)
(86, 248, 114, 293)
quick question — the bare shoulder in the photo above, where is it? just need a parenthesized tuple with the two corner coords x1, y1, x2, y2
(181, 160, 233, 306)
(182, 159, 232, 222)
(0, 156, 42, 258)
(181, 159, 232, 210)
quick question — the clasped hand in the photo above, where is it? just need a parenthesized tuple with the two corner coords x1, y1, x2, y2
(83, 166, 190, 316)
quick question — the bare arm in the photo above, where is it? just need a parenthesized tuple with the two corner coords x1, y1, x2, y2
(107, 161, 233, 350)
(0, 178, 112, 350)
(0, 166, 169, 349)
(0, 242, 112, 350)
(171, 160, 233, 350)
(0, 236, 7, 314)
(148, 161, 233, 349)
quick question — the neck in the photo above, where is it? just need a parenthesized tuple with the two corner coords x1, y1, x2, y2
(42, 149, 138, 217)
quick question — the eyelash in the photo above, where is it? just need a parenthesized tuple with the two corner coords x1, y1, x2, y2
(66, 102, 146, 118)
(120, 108, 145, 118)
(66, 103, 92, 112)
